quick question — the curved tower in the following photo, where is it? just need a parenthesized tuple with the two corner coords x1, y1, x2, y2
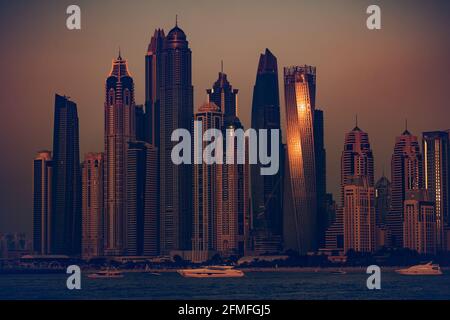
(283, 65, 317, 254)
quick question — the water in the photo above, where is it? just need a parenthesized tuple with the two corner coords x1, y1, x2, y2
(1, 271, 449, 300)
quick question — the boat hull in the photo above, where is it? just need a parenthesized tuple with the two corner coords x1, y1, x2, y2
(177, 269, 244, 278)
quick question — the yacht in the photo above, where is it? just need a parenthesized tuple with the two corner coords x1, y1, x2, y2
(177, 266, 244, 278)
(396, 262, 442, 275)
(88, 269, 124, 279)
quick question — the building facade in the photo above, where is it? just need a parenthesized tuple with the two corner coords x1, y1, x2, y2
(81, 152, 104, 259)
(104, 53, 136, 255)
(283, 65, 317, 254)
(51, 94, 81, 255)
(33, 151, 53, 255)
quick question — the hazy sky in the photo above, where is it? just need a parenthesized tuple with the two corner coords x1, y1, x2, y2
(0, 0, 449, 234)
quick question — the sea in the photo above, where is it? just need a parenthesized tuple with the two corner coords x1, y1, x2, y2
(1, 271, 449, 300)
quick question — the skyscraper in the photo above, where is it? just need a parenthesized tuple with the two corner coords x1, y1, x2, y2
(217, 115, 250, 257)
(33, 150, 53, 255)
(389, 129, 423, 247)
(314, 109, 327, 248)
(343, 176, 376, 253)
(159, 22, 193, 254)
(145, 29, 165, 146)
(81, 152, 104, 259)
(283, 65, 317, 254)
(192, 101, 223, 262)
(207, 67, 238, 117)
(423, 131, 449, 250)
(51, 94, 81, 255)
(126, 141, 158, 256)
(104, 52, 136, 255)
(250, 49, 283, 254)
(325, 124, 374, 251)
(403, 190, 437, 254)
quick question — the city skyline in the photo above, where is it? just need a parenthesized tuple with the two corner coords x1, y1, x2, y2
(1, 0, 450, 234)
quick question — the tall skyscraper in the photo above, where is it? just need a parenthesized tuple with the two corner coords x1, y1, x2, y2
(423, 131, 449, 251)
(33, 151, 53, 255)
(207, 67, 238, 117)
(51, 94, 81, 255)
(389, 129, 423, 247)
(403, 190, 437, 254)
(283, 65, 317, 254)
(217, 115, 250, 257)
(126, 141, 158, 256)
(343, 176, 376, 253)
(145, 29, 165, 146)
(314, 109, 327, 248)
(104, 52, 136, 255)
(135, 104, 146, 141)
(325, 124, 374, 251)
(81, 152, 104, 259)
(192, 102, 223, 262)
(159, 22, 193, 254)
(250, 49, 283, 254)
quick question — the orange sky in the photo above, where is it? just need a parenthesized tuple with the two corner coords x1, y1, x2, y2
(0, 0, 449, 234)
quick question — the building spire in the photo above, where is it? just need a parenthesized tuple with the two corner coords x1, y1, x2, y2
(118, 46, 122, 60)
(175, 14, 178, 27)
(221, 60, 223, 74)
(355, 114, 358, 128)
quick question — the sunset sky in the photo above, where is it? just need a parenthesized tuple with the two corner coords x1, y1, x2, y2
(0, 0, 449, 234)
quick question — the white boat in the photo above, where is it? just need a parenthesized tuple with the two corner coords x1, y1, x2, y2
(177, 266, 244, 278)
(88, 269, 124, 279)
(396, 262, 442, 275)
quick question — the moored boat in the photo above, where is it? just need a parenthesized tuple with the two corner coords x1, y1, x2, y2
(88, 269, 124, 279)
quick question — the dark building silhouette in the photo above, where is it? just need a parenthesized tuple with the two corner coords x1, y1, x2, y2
(159, 22, 193, 253)
(389, 129, 422, 247)
(314, 109, 327, 248)
(375, 175, 391, 225)
(145, 29, 165, 146)
(126, 141, 158, 256)
(250, 49, 283, 254)
(33, 151, 53, 254)
(206, 66, 238, 117)
(423, 130, 449, 250)
(104, 53, 136, 255)
(135, 104, 146, 141)
(51, 94, 81, 255)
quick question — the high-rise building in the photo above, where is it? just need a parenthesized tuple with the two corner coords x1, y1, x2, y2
(375, 176, 391, 225)
(403, 190, 437, 254)
(81, 153, 104, 259)
(135, 104, 146, 141)
(283, 65, 317, 254)
(389, 129, 423, 247)
(145, 29, 165, 146)
(192, 102, 223, 262)
(104, 52, 136, 255)
(33, 151, 53, 255)
(159, 22, 194, 254)
(126, 141, 158, 256)
(250, 49, 283, 254)
(217, 115, 250, 257)
(325, 124, 374, 251)
(423, 131, 449, 250)
(343, 176, 376, 253)
(314, 109, 327, 248)
(207, 67, 238, 117)
(51, 94, 81, 255)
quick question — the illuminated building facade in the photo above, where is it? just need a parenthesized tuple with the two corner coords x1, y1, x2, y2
(283, 65, 317, 254)
(422, 131, 449, 250)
